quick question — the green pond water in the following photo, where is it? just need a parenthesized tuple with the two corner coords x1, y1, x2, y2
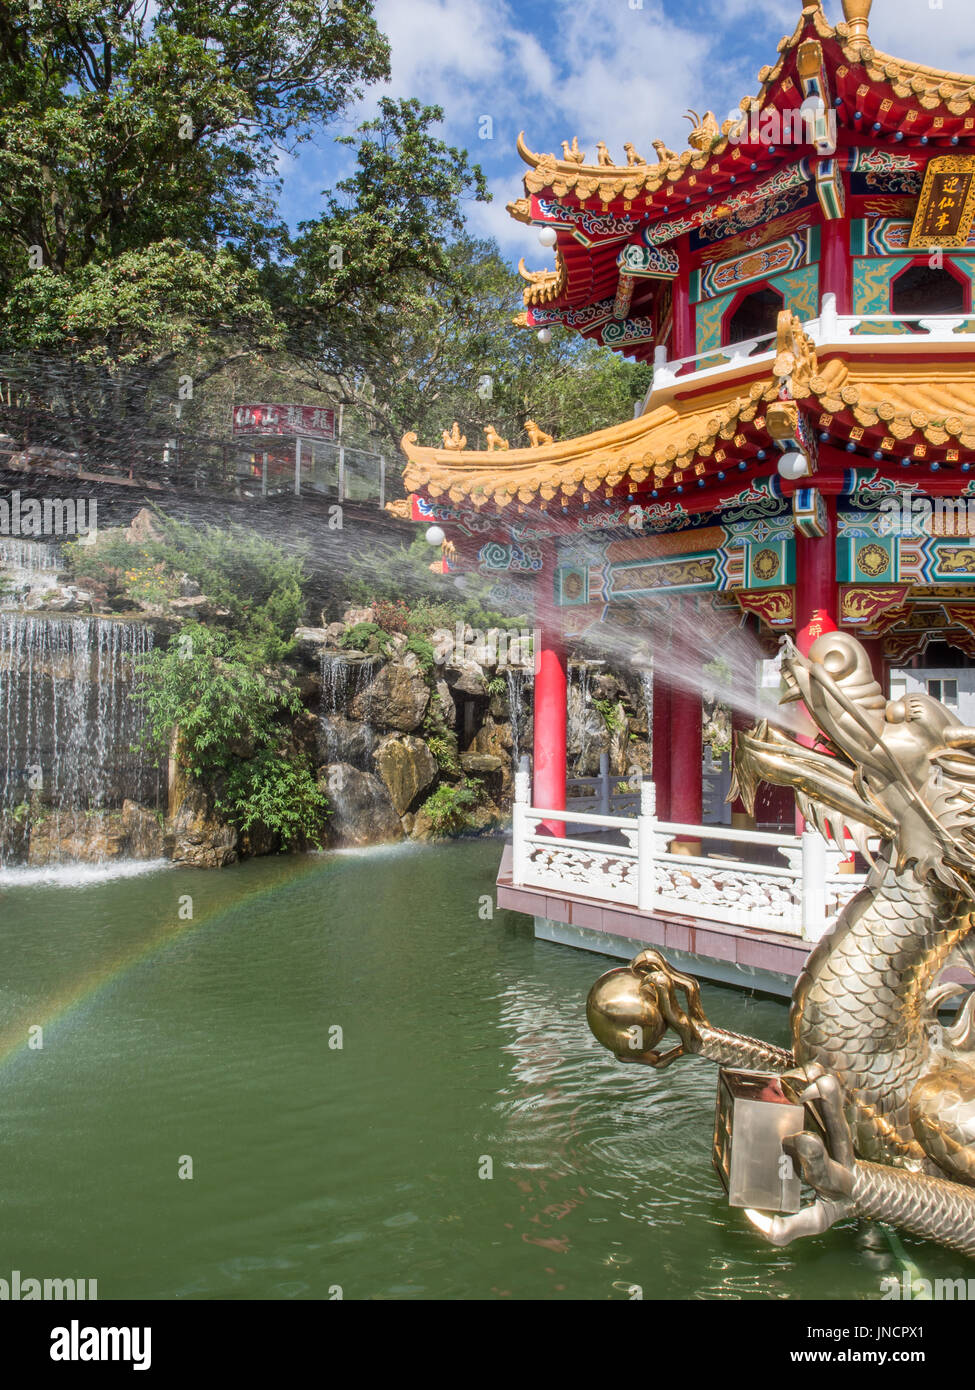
(0, 838, 969, 1301)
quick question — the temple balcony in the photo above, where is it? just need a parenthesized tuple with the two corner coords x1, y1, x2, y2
(498, 767, 874, 997)
(645, 294, 975, 409)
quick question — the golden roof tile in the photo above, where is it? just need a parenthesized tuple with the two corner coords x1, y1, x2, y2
(399, 377, 782, 506)
(516, 2, 975, 204)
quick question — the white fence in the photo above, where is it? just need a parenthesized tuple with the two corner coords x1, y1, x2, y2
(513, 770, 865, 941)
(645, 297, 974, 404)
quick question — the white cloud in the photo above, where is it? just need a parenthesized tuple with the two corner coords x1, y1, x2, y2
(282, 0, 975, 251)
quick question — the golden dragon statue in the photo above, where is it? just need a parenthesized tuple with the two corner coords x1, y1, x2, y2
(588, 629, 975, 1257)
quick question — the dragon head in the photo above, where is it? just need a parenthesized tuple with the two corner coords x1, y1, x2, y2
(733, 630, 975, 893)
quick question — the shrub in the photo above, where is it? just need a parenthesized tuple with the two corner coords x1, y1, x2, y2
(338, 621, 391, 656)
(420, 779, 482, 834)
(405, 633, 436, 673)
(135, 624, 329, 849)
(372, 598, 410, 633)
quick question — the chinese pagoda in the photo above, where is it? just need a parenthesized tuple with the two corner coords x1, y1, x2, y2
(391, 0, 975, 991)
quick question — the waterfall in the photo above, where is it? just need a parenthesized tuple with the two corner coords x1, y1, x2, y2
(641, 667, 653, 732)
(505, 665, 532, 765)
(568, 662, 597, 773)
(0, 616, 160, 863)
(0, 538, 62, 609)
(319, 652, 377, 765)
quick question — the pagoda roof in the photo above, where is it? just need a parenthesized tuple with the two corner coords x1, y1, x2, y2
(397, 314, 975, 513)
(514, 1, 975, 358)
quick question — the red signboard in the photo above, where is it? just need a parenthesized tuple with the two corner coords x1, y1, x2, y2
(231, 403, 336, 441)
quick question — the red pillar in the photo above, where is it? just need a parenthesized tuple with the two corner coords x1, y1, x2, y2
(795, 490, 838, 654)
(794, 490, 838, 832)
(821, 217, 852, 315)
(651, 662, 672, 823)
(860, 636, 888, 697)
(533, 544, 566, 837)
(669, 598, 703, 851)
(672, 235, 695, 362)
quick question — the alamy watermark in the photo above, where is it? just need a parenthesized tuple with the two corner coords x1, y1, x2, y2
(882, 1270, 975, 1300)
(0, 1268, 97, 1299)
(0, 490, 97, 538)
(879, 493, 975, 537)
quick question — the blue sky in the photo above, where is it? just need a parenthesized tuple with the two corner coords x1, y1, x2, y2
(277, 0, 975, 265)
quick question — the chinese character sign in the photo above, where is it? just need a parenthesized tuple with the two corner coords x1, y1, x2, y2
(910, 156, 975, 247)
(231, 403, 336, 441)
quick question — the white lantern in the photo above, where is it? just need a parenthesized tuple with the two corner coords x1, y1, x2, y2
(537, 328, 552, 344)
(777, 450, 808, 481)
(425, 525, 446, 546)
(537, 226, 557, 247)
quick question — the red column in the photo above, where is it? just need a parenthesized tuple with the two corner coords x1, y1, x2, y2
(794, 490, 838, 832)
(821, 216, 852, 315)
(860, 636, 888, 697)
(795, 490, 838, 654)
(669, 598, 703, 851)
(672, 235, 695, 362)
(651, 662, 672, 823)
(533, 545, 566, 837)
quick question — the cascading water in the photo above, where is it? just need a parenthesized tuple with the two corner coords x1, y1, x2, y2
(0, 538, 62, 609)
(640, 667, 653, 733)
(318, 652, 377, 765)
(568, 662, 597, 774)
(0, 615, 160, 863)
(505, 664, 532, 765)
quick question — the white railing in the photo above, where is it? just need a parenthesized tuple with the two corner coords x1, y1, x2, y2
(643, 295, 975, 409)
(651, 332, 777, 393)
(512, 769, 865, 941)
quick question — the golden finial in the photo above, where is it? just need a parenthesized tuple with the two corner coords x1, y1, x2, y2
(841, 0, 872, 43)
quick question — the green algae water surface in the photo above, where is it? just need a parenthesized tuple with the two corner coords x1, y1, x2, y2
(0, 840, 968, 1300)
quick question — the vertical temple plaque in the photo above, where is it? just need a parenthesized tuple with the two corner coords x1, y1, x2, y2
(713, 1068, 805, 1214)
(910, 155, 975, 248)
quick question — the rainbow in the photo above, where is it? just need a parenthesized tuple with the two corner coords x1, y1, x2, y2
(0, 858, 323, 1069)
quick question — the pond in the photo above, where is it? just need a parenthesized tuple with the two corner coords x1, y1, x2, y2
(0, 840, 968, 1300)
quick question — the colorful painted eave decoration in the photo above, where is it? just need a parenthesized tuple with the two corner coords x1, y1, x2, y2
(512, 3, 975, 350)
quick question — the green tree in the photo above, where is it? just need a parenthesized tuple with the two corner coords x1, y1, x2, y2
(136, 624, 329, 849)
(285, 234, 651, 451)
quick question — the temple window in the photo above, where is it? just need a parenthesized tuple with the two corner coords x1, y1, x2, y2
(724, 286, 784, 348)
(890, 263, 967, 318)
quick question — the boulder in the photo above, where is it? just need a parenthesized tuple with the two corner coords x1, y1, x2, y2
(350, 659, 429, 732)
(430, 627, 456, 665)
(460, 753, 504, 775)
(27, 813, 128, 865)
(120, 799, 164, 858)
(460, 752, 506, 807)
(293, 626, 332, 664)
(165, 771, 238, 868)
(342, 606, 373, 626)
(434, 678, 455, 725)
(467, 718, 515, 800)
(444, 658, 487, 698)
(468, 717, 513, 761)
(375, 735, 438, 815)
(319, 763, 403, 846)
(126, 508, 164, 544)
(167, 594, 230, 619)
(42, 584, 94, 612)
